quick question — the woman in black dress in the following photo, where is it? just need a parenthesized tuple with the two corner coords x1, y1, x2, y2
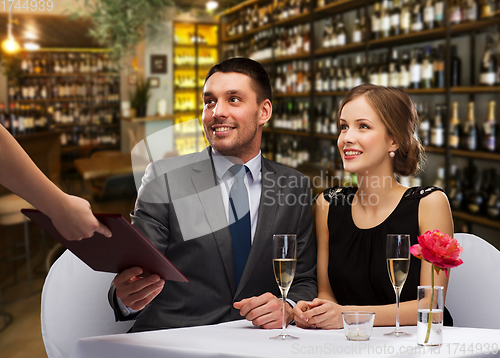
(293, 84, 454, 329)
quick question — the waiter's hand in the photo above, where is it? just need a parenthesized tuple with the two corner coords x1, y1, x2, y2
(233, 292, 293, 329)
(114, 267, 165, 311)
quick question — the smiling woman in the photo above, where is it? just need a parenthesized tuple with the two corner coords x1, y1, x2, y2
(293, 84, 455, 331)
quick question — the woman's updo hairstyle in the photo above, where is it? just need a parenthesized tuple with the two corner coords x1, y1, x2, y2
(337, 84, 426, 176)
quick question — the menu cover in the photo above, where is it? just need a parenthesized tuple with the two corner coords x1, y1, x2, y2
(22, 209, 188, 282)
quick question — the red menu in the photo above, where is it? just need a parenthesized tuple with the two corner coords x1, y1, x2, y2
(22, 209, 188, 282)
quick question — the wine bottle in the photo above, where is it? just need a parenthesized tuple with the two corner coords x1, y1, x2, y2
(378, 53, 389, 87)
(430, 104, 444, 147)
(464, 0, 479, 21)
(334, 16, 345, 47)
(352, 10, 364, 43)
(481, 0, 496, 18)
(482, 100, 498, 152)
(450, 45, 462, 86)
(479, 37, 498, 86)
(434, 0, 445, 26)
(465, 167, 485, 214)
(434, 45, 445, 88)
(421, 45, 434, 89)
(418, 103, 431, 146)
(423, 0, 435, 30)
(449, 168, 465, 211)
(449, 101, 462, 149)
(400, 0, 412, 34)
(380, 0, 392, 38)
(462, 101, 479, 151)
(410, 49, 422, 89)
(389, 49, 400, 87)
(486, 169, 500, 219)
(411, 0, 424, 32)
(399, 50, 411, 88)
(391, 0, 401, 36)
(371, 2, 381, 40)
(449, 0, 463, 24)
(369, 54, 380, 85)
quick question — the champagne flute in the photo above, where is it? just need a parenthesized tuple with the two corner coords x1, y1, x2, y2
(385, 234, 412, 337)
(270, 234, 298, 340)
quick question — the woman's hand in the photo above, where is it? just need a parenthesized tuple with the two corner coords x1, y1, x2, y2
(294, 298, 344, 329)
(293, 301, 315, 329)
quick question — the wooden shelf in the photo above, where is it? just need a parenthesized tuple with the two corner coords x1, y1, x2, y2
(12, 98, 119, 104)
(274, 11, 311, 27)
(219, 0, 268, 17)
(315, 133, 338, 140)
(405, 88, 446, 94)
(274, 52, 311, 63)
(315, 42, 366, 57)
(451, 16, 500, 35)
(450, 149, 500, 161)
(274, 128, 311, 137)
(52, 123, 119, 128)
(315, 91, 348, 96)
(451, 86, 500, 93)
(21, 72, 119, 77)
(369, 28, 446, 49)
(452, 210, 500, 230)
(274, 92, 312, 98)
(426, 146, 446, 154)
(314, 0, 375, 15)
(121, 115, 175, 123)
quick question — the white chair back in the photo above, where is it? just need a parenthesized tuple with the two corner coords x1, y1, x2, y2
(446, 233, 500, 329)
(41, 250, 134, 358)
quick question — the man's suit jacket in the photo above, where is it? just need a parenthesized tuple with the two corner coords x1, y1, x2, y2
(109, 147, 317, 332)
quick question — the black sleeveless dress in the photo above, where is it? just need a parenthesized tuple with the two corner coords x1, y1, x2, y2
(324, 186, 453, 326)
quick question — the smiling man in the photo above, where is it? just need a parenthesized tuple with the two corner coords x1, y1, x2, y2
(108, 58, 317, 332)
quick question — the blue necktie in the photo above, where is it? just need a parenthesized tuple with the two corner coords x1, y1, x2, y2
(228, 164, 251, 288)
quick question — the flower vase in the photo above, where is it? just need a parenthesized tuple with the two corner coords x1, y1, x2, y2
(417, 286, 444, 346)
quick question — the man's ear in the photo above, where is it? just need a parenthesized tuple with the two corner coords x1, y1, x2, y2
(259, 99, 272, 126)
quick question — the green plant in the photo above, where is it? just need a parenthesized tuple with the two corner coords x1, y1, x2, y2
(72, 0, 174, 63)
(131, 77, 151, 109)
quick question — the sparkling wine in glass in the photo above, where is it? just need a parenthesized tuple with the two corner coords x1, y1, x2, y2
(385, 234, 412, 337)
(270, 234, 298, 340)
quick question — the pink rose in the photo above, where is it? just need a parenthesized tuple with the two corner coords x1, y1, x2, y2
(410, 230, 463, 277)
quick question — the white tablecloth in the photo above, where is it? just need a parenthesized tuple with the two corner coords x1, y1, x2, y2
(71, 320, 500, 358)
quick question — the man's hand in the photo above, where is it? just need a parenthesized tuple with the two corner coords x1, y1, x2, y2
(113, 267, 165, 311)
(233, 292, 293, 329)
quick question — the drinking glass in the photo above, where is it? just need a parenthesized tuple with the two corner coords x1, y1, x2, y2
(270, 234, 298, 340)
(385, 234, 412, 337)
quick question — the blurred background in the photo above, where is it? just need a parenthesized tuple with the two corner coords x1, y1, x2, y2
(0, 0, 499, 356)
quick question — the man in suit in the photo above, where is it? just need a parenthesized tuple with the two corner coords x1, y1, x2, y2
(109, 58, 317, 332)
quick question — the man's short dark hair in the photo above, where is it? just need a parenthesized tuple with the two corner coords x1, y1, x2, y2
(204, 57, 272, 104)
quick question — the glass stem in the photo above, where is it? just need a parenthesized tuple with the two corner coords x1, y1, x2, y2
(281, 291, 287, 335)
(395, 287, 401, 332)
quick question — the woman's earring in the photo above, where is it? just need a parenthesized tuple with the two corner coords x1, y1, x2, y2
(389, 150, 395, 158)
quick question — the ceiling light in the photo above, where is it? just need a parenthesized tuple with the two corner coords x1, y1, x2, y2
(206, 1, 218, 11)
(1, 12, 20, 55)
(24, 42, 40, 51)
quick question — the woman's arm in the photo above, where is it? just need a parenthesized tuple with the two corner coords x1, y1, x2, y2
(295, 190, 454, 329)
(0, 125, 111, 240)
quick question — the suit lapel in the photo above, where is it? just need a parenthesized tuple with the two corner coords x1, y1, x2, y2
(191, 148, 235, 293)
(235, 157, 279, 297)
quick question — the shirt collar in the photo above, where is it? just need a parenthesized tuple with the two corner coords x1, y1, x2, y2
(212, 148, 262, 183)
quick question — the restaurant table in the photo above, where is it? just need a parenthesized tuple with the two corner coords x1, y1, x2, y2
(71, 320, 500, 358)
(74, 153, 133, 180)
